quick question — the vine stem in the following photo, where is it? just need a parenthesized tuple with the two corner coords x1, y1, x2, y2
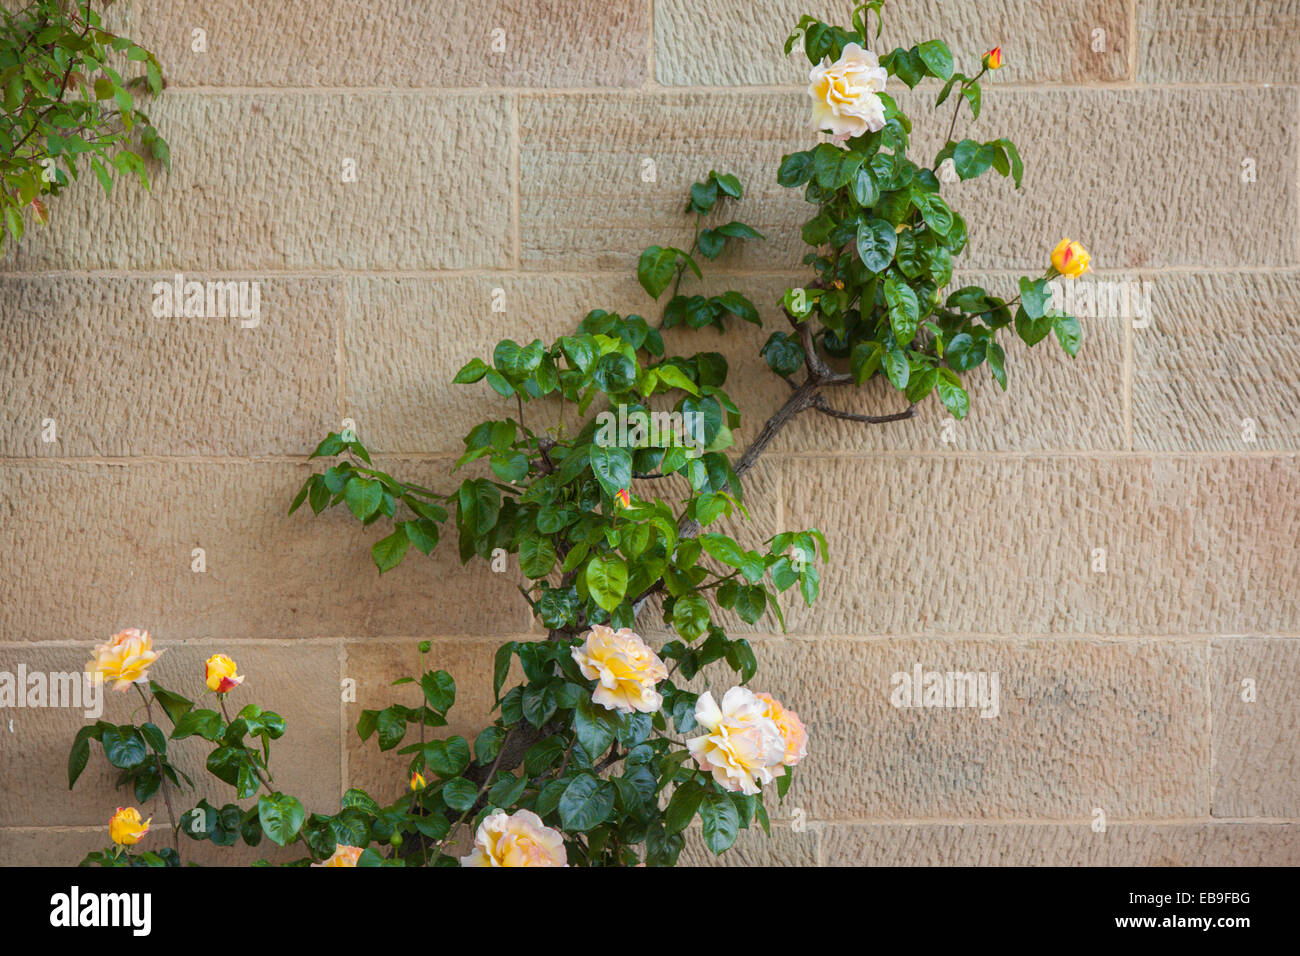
(134, 683, 180, 854)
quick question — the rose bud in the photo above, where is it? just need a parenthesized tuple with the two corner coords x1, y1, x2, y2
(204, 653, 245, 694)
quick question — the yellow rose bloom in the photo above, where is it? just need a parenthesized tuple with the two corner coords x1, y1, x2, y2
(571, 624, 668, 715)
(983, 46, 1003, 70)
(410, 770, 427, 792)
(313, 845, 364, 867)
(109, 806, 151, 846)
(87, 628, 162, 692)
(754, 692, 809, 767)
(686, 687, 788, 795)
(1051, 238, 1091, 279)
(204, 653, 244, 694)
(459, 809, 567, 867)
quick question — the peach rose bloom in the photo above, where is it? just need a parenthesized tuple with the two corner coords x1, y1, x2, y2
(460, 809, 567, 867)
(686, 687, 787, 795)
(571, 624, 668, 714)
(313, 845, 364, 867)
(754, 692, 808, 767)
(807, 42, 888, 140)
(87, 628, 163, 691)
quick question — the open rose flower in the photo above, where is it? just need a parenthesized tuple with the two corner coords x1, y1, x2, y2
(204, 653, 244, 693)
(686, 687, 788, 795)
(313, 844, 363, 867)
(460, 809, 567, 867)
(571, 624, 667, 714)
(1051, 238, 1091, 279)
(87, 628, 162, 691)
(754, 691, 808, 767)
(807, 42, 888, 140)
(109, 806, 150, 846)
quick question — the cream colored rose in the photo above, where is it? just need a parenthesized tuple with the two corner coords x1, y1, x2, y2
(312, 844, 363, 867)
(459, 809, 567, 867)
(807, 42, 888, 140)
(754, 691, 808, 767)
(686, 687, 787, 795)
(87, 628, 163, 691)
(571, 624, 668, 715)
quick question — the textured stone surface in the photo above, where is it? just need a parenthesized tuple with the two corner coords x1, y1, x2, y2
(0, 276, 337, 457)
(520, 88, 1299, 274)
(1138, 0, 1300, 83)
(679, 823, 820, 866)
(656, 0, 1130, 86)
(1134, 272, 1300, 452)
(340, 275, 625, 455)
(2, 93, 512, 272)
(824, 823, 1300, 866)
(129, 0, 651, 88)
(1212, 638, 1300, 818)
(784, 455, 1300, 636)
(745, 637, 1209, 819)
(2, 0, 1297, 866)
(0, 461, 530, 642)
(0, 641, 341, 828)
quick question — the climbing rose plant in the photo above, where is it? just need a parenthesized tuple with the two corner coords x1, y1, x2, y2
(1, 0, 169, 249)
(68, 2, 1086, 866)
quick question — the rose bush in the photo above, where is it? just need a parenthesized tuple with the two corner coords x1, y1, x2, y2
(67, 2, 1087, 866)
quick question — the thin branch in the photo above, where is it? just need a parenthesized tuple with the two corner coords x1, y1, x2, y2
(810, 393, 916, 425)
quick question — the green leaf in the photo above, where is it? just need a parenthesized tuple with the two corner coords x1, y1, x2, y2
(912, 190, 953, 236)
(638, 246, 678, 299)
(777, 150, 815, 187)
(589, 444, 633, 497)
(671, 592, 710, 641)
(421, 669, 456, 713)
(585, 554, 628, 613)
(424, 736, 471, 778)
(257, 793, 306, 847)
(1019, 276, 1051, 319)
(1053, 313, 1082, 357)
(855, 219, 897, 274)
(761, 332, 805, 377)
(936, 374, 970, 419)
(150, 684, 193, 725)
(953, 139, 994, 180)
(700, 790, 741, 854)
(574, 694, 617, 758)
(813, 144, 865, 189)
(453, 358, 490, 384)
(917, 39, 954, 79)
(884, 348, 910, 389)
(518, 535, 557, 577)
(664, 780, 704, 834)
(987, 341, 1008, 390)
(371, 529, 409, 573)
(884, 276, 921, 344)
(713, 291, 760, 325)
(559, 774, 616, 831)
(441, 777, 478, 812)
(344, 477, 383, 521)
